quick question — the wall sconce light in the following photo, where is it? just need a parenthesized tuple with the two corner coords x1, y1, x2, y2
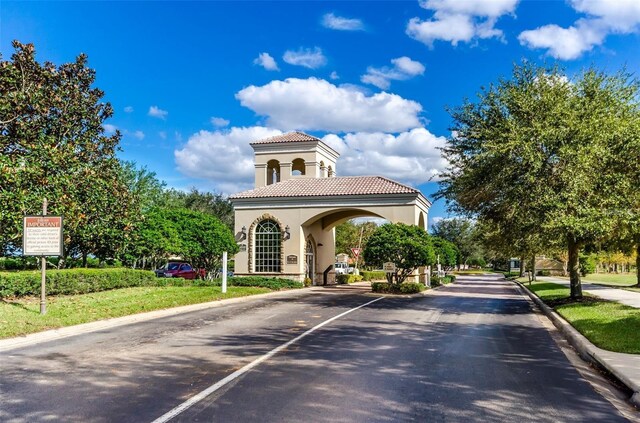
(283, 225, 291, 241)
(236, 226, 247, 242)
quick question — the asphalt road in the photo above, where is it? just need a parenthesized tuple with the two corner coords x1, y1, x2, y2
(0, 274, 631, 422)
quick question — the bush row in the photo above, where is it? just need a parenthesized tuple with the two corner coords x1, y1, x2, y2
(0, 270, 303, 298)
(431, 274, 456, 286)
(360, 270, 386, 281)
(371, 282, 426, 294)
(0, 268, 158, 297)
(336, 274, 364, 284)
(224, 276, 302, 290)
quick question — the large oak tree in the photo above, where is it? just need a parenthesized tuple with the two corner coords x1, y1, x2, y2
(437, 63, 640, 298)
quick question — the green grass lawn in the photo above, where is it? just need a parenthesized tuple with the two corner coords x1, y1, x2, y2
(527, 281, 640, 354)
(0, 286, 271, 339)
(581, 273, 638, 287)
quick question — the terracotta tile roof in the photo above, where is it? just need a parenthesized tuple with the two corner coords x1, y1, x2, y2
(250, 131, 322, 145)
(230, 176, 420, 199)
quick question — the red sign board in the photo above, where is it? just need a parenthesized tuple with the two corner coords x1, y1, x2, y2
(23, 216, 63, 256)
(351, 248, 361, 258)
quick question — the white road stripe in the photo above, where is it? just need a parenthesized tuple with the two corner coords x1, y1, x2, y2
(151, 296, 385, 423)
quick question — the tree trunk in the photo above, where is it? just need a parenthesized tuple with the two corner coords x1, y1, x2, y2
(519, 256, 525, 277)
(531, 255, 537, 281)
(568, 235, 583, 299)
(82, 251, 88, 268)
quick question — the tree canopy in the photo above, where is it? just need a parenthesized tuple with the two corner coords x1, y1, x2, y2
(364, 223, 435, 284)
(0, 41, 132, 261)
(437, 63, 640, 296)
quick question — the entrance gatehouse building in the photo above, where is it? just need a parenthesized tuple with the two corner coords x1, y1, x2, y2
(229, 132, 431, 285)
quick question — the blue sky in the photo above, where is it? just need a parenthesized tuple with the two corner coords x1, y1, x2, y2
(2, 0, 640, 226)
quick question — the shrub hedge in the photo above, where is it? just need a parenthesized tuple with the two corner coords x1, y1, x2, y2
(361, 270, 386, 281)
(0, 268, 158, 297)
(336, 274, 364, 284)
(225, 276, 302, 290)
(0, 270, 303, 298)
(431, 274, 456, 286)
(371, 282, 425, 294)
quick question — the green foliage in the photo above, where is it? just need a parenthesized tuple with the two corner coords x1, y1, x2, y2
(371, 282, 425, 294)
(160, 188, 234, 230)
(361, 270, 386, 281)
(467, 257, 486, 267)
(431, 236, 458, 269)
(0, 268, 157, 297)
(0, 41, 134, 260)
(336, 274, 363, 284)
(431, 274, 456, 286)
(134, 207, 238, 271)
(364, 223, 435, 284)
(335, 220, 378, 267)
(430, 218, 484, 266)
(579, 254, 597, 276)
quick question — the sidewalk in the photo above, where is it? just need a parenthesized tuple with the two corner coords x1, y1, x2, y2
(538, 276, 640, 308)
(516, 280, 640, 408)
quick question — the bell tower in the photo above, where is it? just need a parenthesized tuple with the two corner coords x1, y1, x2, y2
(251, 132, 339, 188)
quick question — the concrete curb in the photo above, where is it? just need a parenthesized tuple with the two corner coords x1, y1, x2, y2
(0, 287, 314, 353)
(514, 281, 640, 408)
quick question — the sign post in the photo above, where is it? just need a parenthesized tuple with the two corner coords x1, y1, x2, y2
(222, 251, 228, 294)
(23, 199, 63, 315)
(383, 261, 396, 284)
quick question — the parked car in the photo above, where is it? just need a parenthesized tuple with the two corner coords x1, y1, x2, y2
(334, 262, 354, 275)
(155, 261, 199, 279)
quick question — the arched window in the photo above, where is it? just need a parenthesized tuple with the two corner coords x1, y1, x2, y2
(292, 158, 305, 176)
(254, 219, 281, 273)
(327, 165, 334, 177)
(319, 161, 326, 177)
(267, 160, 280, 185)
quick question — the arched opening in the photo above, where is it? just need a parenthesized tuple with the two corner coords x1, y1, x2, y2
(266, 160, 280, 185)
(292, 158, 306, 176)
(319, 161, 326, 178)
(327, 165, 334, 177)
(253, 219, 282, 273)
(418, 212, 426, 230)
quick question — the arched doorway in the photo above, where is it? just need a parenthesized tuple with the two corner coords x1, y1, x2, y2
(305, 238, 315, 285)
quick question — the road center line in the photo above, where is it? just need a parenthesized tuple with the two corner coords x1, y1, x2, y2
(151, 296, 385, 423)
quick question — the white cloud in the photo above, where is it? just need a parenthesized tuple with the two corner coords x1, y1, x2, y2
(253, 52, 280, 71)
(322, 13, 365, 31)
(407, 0, 518, 47)
(330, 71, 339, 80)
(361, 56, 425, 90)
(103, 124, 117, 134)
(133, 130, 145, 140)
(321, 128, 449, 184)
(174, 126, 447, 194)
(519, 20, 605, 60)
(174, 126, 282, 194)
(211, 117, 230, 127)
(159, 131, 167, 140)
(283, 47, 327, 69)
(235, 77, 423, 133)
(124, 106, 134, 113)
(148, 106, 168, 120)
(519, 0, 640, 60)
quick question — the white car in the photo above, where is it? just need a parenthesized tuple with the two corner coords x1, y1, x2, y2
(334, 262, 353, 275)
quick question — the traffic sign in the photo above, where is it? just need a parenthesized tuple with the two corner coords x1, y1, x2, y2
(351, 247, 361, 258)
